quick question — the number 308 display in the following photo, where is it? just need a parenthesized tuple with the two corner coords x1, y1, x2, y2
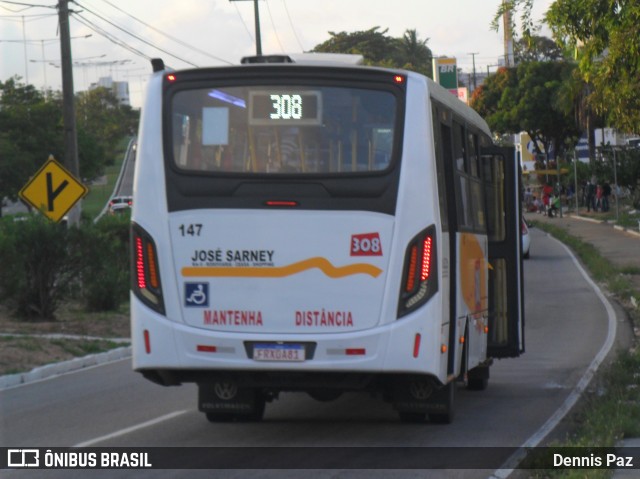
(249, 90, 322, 126)
(270, 94, 302, 120)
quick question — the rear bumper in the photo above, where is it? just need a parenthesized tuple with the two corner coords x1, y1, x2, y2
(131, 294, 447, 383)
(140, 368, 379, 390)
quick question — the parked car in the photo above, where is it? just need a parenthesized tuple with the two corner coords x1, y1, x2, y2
(522, 218, 531, 259)
(108, 196, 132, 215)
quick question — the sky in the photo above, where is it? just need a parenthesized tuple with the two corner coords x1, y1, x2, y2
(0, 0, 555, 108)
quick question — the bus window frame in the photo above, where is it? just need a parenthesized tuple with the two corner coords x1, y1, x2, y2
(159, 66, 409, 215)
(162, 71, 406, 180)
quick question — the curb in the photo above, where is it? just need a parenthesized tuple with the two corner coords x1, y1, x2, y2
(0, 345, 132, 390)
(564, 214, 640, 238)
(613, 224, 640, 238)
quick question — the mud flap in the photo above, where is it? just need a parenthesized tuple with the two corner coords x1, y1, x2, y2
(391, 376, 455, 423)
(198, 382, 265, 421)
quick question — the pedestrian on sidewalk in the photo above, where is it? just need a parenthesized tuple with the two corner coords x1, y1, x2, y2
(595, 183, 603, 212)
(602, 181, 611, 212)
(547, 195, 560, 218)
(586, 179, 596, 212)
(533, 196, 542, 213)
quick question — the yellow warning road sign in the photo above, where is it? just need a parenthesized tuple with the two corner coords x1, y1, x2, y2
(19, 155, 88, 223)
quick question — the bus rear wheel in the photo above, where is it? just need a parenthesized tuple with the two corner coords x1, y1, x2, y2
(467, 364, 490, 391)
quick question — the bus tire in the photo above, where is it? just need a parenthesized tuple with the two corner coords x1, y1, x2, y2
(467, 365, 490, 391)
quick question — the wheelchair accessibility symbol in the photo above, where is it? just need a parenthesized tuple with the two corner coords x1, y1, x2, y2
(185, 282, 209, 307)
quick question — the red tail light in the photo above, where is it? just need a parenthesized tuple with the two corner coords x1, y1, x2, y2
(399, 226, 438, 317)
(135, 236, 146, 289)
(404, 245, 418, 292)
(420, 236, 433, 281)
(265, 200, 299, 207)
(131, 223, 165, 314)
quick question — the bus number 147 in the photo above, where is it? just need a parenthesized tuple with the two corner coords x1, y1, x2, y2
(179, 224, 203, 236)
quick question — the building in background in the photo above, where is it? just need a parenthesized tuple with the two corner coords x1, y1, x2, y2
(89, 76, 131, 106)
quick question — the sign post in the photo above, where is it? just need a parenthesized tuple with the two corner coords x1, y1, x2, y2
(19, 155, 88, 223)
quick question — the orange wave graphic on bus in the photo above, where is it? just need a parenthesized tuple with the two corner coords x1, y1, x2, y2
(182, 257, 383, 279)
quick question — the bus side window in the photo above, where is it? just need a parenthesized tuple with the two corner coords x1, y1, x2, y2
(453, 121, 472, 230)
(482, 155, 506, 242)
(432, 106, 449, 232)
(468, 132, 486, 232)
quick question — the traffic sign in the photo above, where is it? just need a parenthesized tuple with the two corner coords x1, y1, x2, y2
(19, 155, 88, 223)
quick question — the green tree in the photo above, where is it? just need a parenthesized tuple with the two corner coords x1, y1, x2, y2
(0, 78, 64, 205)
(514, 35, 564, 63)
(397, 29, 433, 77)
(75, 87, 138, 170)
(471, 61, 580, 159)
(0, 78, 133, 206)
(0, 215, 82, 320)
(311, 27, 432, 77)
(495, 0, 640, 133)
(545, 0, 640, 133)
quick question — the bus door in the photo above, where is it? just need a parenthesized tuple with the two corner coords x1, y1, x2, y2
(480, 146, 524, 358)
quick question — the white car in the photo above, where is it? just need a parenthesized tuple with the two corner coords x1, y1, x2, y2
(108, 196, 132, 215)
(522, 219, 531, 259)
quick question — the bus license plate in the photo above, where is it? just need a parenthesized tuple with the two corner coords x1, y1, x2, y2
(253, 344, 305, 362)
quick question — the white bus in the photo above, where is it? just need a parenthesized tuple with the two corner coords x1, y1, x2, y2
(131, 54, 524, 423)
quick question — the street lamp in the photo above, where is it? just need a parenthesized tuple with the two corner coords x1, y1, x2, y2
(18, 34, 92, 90)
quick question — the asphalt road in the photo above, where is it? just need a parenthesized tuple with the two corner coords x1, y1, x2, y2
(0, 227, 627, 478)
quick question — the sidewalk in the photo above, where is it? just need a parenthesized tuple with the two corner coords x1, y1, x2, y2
(525, 209, 640, 274)
(526, 207, 640, 324)
(525, 209, 640, 479)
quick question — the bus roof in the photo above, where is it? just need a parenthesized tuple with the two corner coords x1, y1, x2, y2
(422, 74, 492, 138)
(151, 56, 492, 139)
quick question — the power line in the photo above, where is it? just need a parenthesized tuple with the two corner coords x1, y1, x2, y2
(72, 13, 153, 64)
(282, 0, 304, 52)
(230, 0, 262, 55)
(0, 12, 56, 19)
(264, 0, 284, 53)
(96, 0, 232, 65)
(0, 0, 56, 9)
(73, 1, 199, 68)
(232, 1, 255, 43)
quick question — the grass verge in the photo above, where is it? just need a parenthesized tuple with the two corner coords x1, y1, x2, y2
(0, 302, 131, 376)
(0, 335, 128, 376)
(526, 220, 640, 478)
(81, 136, 131, 220)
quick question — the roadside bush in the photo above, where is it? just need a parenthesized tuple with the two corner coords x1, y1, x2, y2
(0, 215, 82, 320)
(77, 214, 130, 311)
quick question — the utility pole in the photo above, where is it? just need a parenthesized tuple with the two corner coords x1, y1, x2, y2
(230, 0, 262, 55)
(58, 0, 81, 226)
(468, 52, 478, 91)
(21, 16, 29, 83)
(502, 0, 515, 67)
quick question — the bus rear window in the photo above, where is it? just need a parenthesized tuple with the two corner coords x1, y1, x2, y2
(169, 85, 397, 174)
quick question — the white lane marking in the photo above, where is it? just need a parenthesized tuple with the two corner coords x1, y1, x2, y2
(489, 234, 618, 478)
(73, 410, 188, 447)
